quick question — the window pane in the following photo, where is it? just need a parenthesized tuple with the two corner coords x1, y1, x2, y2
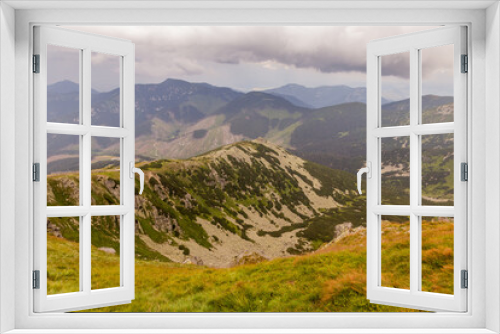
(47, 45, 80, 124)
(421, 217, 454, 294)
(47, 216, 80, 295)
(381, 137, 410, 205)
(47, 134, 80, 206)
(381, 215, 410, 289)
(91, 215, 121, 290)
(421, 45, 454, 124)
(421, 134, 454, 206)
(381, 52, 410, 127)
(91, 137, 121, 205)
(92, 52, 121, 127)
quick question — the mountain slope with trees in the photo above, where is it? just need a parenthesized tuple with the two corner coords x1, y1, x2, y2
(48, 140, 364, 267)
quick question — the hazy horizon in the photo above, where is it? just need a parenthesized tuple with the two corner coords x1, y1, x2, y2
(49, 77, 369, 93)
(48, 77, 453, 104)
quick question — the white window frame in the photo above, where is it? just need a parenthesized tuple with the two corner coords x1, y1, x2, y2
(1, 1, 499, 333)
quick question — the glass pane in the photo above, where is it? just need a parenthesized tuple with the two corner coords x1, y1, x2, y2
(381, 215, 410, 290)
(421, 45, 454, 124)
(421, 217, 454, 294)
(91, 137, 121, 205)
(47, 45, 80, 124)
(47, 216, 80, 295)
(421, 134, 454, 206)
(91, 215, 121, 290)
(381, 137, 410, 205)
(47, 134, 80, 206)
(92, 52, 121, 127)
(381, 52, 410, 127)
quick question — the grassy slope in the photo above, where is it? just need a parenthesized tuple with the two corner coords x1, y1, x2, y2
(47, 219, 453, 312)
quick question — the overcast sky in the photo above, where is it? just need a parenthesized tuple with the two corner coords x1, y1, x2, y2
(52, 26, 454, 99)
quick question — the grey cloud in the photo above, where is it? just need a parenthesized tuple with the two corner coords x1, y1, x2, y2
(381, 53, 410, 79)
(67, 25, 450, 86)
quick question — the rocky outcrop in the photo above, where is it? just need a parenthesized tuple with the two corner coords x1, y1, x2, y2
(334, 222, 353, 240)
(230, 251, 268, 267)
(47, 220, 62, 238)
(183, 256, 204, 266)
(316, 223, 367, 254)
(98, 247, 116, 255)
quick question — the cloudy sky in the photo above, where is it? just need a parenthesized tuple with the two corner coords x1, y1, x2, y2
(52, 26, 454, 99)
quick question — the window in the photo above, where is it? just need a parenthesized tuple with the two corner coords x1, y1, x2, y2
(363, 26, 467, 312)
(33, 26, 139, 312)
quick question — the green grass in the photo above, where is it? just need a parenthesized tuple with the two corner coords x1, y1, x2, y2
(46, 219, 453, 312)
(381, 219, 411, 289)
(47, 234, 80, 295)
(421, 218, 454, 294)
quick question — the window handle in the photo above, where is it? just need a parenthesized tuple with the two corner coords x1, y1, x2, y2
(357, 162, 371, 195)
(129, 162, 144, 195)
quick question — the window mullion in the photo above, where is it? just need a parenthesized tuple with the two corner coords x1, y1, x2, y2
(409, 47, 421, 294)
(82, 47, 92, 294)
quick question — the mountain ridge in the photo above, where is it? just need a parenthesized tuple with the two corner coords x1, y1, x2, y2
(47, 139, 363, 267)
(263, 83, 392, 108)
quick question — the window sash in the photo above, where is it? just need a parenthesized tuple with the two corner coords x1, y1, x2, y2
(366, 26, 468, 312)
(32, 25, 136, 313)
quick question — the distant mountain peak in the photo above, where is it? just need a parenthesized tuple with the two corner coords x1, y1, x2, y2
(244, 91, 285, 99)
(218, 90, 304, 121)
(48, 80, 106, 95)
(55, 79, 77, 85)
(279, 83, 306, 89)
(162, 78, 226, 90)
(163, 78, 188, 84)
(159, 78, 191, 87)
(48, 80, 79, 94)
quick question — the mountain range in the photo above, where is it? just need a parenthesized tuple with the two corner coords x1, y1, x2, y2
(47, 78, 453, 175)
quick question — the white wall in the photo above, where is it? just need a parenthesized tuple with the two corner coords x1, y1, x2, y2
(486, 2, 500, 333)
(0, 2, 16, 333)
